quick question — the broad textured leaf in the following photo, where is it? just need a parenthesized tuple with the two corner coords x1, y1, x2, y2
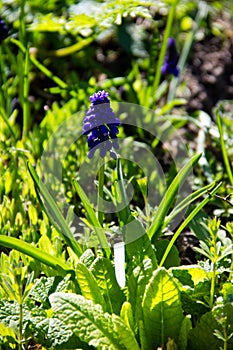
(142, 268, 184, 349)
(49, 292, 140, 350)
(29, 275, 71, 308)
(90, 257, 125, 314)
(170, 266, 210, 316)
(188, 304, 233, 349)
(75, 263, 105, 308)
(126, 233, 157, 273)
(170, 265, 208, 286)
(127, 258, 154, 348)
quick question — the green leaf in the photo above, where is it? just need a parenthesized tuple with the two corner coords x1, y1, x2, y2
(170, 265, 208, 287)
(49, 292, 140, 350)
(221, 283, 233, 303)
(154, 239, 180, 268)
(188, 209, 210, 242)
(127, 258, 154, 349)
(188, 304, 233, 349)
(142, 268, 184, 349)
(28, 162, 82, 257)
(90, 257, 125, 314)
(177, 315, 192, 350)
(0, 235, 73, 277)
(165, 181, 216, 230)
(120, 302, 135, 332)
(148, 153, 202, 241)
(75, 263, 105, 308)
(72, 179, 110, 255)
(29, 275, 71, 308)
(126, 232, 157, 271)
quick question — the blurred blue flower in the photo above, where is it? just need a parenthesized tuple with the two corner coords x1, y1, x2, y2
(0, 17, 9, 42)
(161, 37, 179, 77)
(83, 90, 120, 158)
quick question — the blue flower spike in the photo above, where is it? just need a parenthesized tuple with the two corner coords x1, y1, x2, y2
(0, 17, 9, 42)
(83, 90, 120, 159)
(161, 37, 180, 77)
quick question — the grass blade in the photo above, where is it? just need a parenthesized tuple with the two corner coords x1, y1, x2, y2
(0, 235, 73, 276)
(159, 182, 222, 267)
(164, 181, 217, 227)
(148, 153, 202, 241)
(28, 162, 83, 257)
(72, 179, 111, 255)
(216, 106, 233, 187)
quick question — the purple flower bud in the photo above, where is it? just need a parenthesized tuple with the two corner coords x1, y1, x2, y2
(83, 90, 120, 158)
(161, 37, 179, 77)
(0, 17, 9, 42)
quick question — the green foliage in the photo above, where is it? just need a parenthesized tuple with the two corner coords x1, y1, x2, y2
(49, 292, 140, 350)
(1, 0, 233, 349)
(142, 268, 184, 349)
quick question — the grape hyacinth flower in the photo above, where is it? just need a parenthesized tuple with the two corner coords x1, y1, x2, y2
(82, 90, 120, 159)
(0, 17, 9, 42)
(161, 37, 179, 77)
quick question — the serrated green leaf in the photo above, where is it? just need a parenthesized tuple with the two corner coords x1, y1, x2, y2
(90, 257, 125, 314)
(29, 275, 71, 308)
(75, 263, 105, 308)
(142, 268, 184, 349)
(49, 292, 140, 350)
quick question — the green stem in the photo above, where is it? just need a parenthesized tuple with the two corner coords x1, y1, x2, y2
(210, 260, 216, 308)
(22, 45, 30, 139)
(98, 162, 105, 226)
(18, 283, 23, 350)
(11, 39, 77, 96)
(151, 0, 178, 105)
(18, 301, 23, 350)
(167, 1, 208, 103)
(216, 107, 233, 187)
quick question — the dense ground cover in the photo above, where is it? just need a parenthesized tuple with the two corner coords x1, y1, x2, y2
(0, 0, 233, 349)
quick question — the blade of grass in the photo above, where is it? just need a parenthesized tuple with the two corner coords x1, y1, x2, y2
(72, 179, 111, 256)
(147, 153, 202, 241)
(159, 182, 222, 267)
(28, 162, 83, 257)
(22, 45, 30, 139)
(216, 106, 233, 187)
(0, 235, 73, 276)
(164, 181, 217, 227)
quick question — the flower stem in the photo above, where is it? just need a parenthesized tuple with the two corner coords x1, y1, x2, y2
(98, 162, 105, 226)
(151, 0, 178, 105)
(210, 260, 216, 308)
